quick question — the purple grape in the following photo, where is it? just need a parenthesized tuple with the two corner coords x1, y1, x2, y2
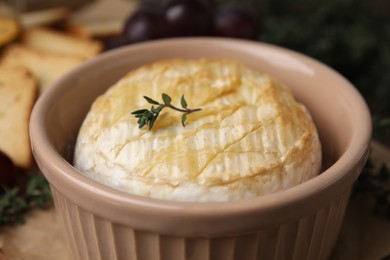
(163, 0, 214, 37)
(122, 3, 171, 44)
(215, 2, 259, 40)
(0, 151, 17, 189)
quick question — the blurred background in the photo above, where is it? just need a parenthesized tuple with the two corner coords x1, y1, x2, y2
(14, 0, 390, 145)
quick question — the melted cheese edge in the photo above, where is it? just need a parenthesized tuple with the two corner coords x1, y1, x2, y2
(74, 59, 321, 201)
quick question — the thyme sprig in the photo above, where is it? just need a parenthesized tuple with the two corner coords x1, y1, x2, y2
(0, 172, 52, 226)
(131, 93, 201, 130)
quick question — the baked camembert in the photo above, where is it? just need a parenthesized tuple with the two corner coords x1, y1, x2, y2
(74, 59, 321, 202)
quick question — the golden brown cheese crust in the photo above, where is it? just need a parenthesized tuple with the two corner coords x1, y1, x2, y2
(74, 59, 322, 201)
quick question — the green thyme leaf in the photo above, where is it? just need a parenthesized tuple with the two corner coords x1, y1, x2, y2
(162, 93, 172, 106)
(131, 109, 149, 115)
(144, 96, 159, 105)
(149, 113, 159, 130)
(138, 121, 146, 129)
(181, 95, 188, 109)
(131, 94, 201, 130)
(181, 114, 187, 127)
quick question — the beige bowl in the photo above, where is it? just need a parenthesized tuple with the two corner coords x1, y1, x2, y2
(30, 38, 371, 260)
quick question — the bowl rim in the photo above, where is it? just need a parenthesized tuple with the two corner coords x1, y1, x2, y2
(30, 37, 372, 224)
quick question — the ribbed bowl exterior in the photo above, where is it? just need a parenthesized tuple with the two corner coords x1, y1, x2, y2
(52, 185, 351, 260)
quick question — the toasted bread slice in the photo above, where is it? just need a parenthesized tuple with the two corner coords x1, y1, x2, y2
(20, 7, 70, 29)
(22, 27, 102, 59)
(0, 44, 84, 92)
(0, 66, 38, 169)
(66, 0, 136, 38)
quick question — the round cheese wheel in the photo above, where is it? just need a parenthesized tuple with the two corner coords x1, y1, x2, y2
(74, 59, 321, 202)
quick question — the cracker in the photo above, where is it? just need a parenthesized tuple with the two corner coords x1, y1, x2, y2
(22, 27, 102, 59)
(0, 44, 85, 92)
(0, 66, 38, 169)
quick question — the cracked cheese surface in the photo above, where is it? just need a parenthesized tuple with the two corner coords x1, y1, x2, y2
(74, 59, 321, 201)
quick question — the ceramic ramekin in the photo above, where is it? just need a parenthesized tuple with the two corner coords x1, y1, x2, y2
(30, 38, 371, 260)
